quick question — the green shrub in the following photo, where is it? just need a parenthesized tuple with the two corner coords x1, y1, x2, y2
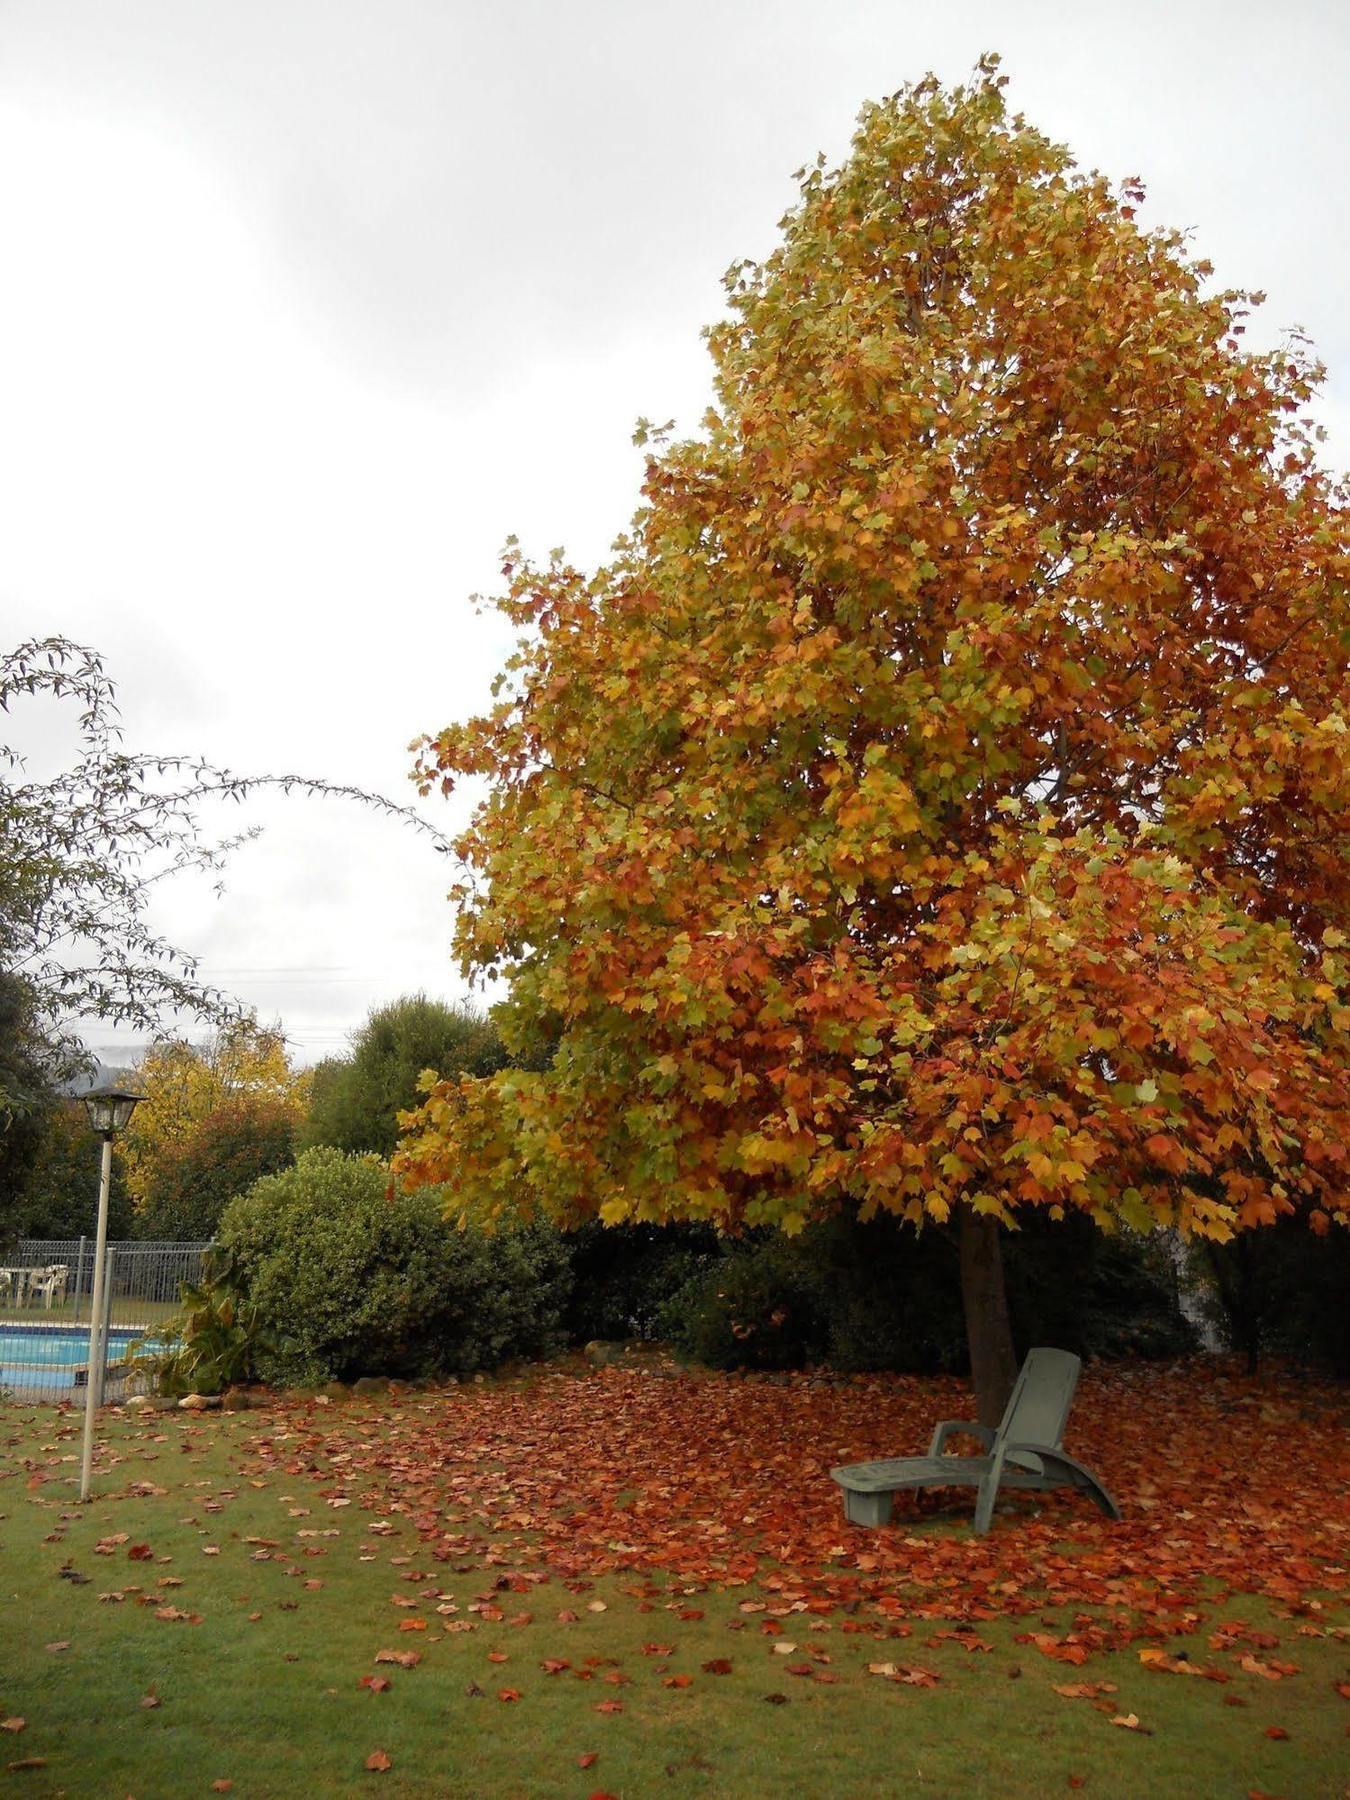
(4, 1099, 134, 1243)
(563, 1222, 719, 1342)
(1190, 1220, 1350, 1376)
(659, 1236, 832, 1369)
(216, 1148, 570, 1386)
(132, 1250, 270, 1397)
(661, 1214, 1194, 1374)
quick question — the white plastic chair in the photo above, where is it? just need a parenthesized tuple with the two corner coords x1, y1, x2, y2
(29, 1265, 68, 1309)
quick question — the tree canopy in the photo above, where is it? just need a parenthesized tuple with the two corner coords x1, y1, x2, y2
(300, 993, 508, 1159)
(394, 65, 1349, 1350)
(118, 1016, 310, 1213)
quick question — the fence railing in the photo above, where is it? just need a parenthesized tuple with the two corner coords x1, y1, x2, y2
(0, 1238, 210, 1403)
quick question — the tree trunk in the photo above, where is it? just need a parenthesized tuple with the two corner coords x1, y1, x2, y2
(959, 1204, 1018, 1428)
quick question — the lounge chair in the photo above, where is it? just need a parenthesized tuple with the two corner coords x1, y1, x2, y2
(831, 1346, 1120, 1535)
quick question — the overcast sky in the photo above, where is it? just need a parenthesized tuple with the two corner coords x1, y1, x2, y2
(2, 0, 1346, 1067)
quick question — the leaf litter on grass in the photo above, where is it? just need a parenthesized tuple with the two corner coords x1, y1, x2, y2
(5, 1361, 1348, 1796)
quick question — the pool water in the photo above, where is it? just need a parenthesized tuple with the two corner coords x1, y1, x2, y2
(0, 1325, 144, 1392)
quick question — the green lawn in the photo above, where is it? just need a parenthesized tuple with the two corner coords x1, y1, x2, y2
(0, 1373, 1345, 1798)
(0, 1298, 179, 1331)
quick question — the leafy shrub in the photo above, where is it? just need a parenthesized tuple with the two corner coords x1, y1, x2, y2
(1191, 1220, 1350, 1376)
(137, 1098, 296, 1240)
(661, 1215, 1194, 1373)
(216, 1148, 570, 1385)
(659, 1236, 832, 1369)
(563, 1222, 719, 1342)
(132, 1250, 269, 1397)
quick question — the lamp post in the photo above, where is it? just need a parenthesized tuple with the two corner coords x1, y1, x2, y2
(79, 1085, 143, 1503)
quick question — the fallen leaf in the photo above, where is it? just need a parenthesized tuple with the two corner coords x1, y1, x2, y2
(701, 1658, 733, 1675)
(1262, 1726, 1289, 1741)
(364, 1750, 392, 1772)
(497, 1688, 521, 1703)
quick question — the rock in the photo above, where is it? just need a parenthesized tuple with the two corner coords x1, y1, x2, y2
(220, 1386, 252, 1411)
(353, 1376, 390, 1396)
(178, 1392, 222, 1410)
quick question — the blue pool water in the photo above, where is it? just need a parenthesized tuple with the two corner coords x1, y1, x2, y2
(0, 1325, 143, 1392)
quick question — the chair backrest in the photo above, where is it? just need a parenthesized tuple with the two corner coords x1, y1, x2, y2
(994, 1347, 1082, 1450)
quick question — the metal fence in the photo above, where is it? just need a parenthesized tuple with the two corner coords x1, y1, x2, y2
(0, 1239, 209, 1403)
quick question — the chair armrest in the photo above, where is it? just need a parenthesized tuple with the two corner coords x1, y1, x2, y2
(928, 1419, 996, 1456)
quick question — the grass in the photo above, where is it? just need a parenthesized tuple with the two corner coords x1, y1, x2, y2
(0, 1376, 1345, 1799)
(0, 1299, 179, 1332)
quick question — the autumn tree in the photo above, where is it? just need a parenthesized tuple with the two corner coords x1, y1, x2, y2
(136, 1096, 297, 1240)
(118, 1016, 310, 1214)
(395, 61, 1349, 1422)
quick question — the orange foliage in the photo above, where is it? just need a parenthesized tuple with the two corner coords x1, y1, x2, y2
(396, 60, 1349, 1250)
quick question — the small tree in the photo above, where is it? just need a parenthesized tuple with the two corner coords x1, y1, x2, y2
(3, 1096, 134, 1244)
(300, 994, 507, 1158)
(0, 973, 60, 1236)
(119, 1016, 310, 1212)
(395, 62, 1349, 1422)
(136, 1097, 297, 1240)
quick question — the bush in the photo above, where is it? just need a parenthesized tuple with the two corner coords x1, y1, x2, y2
(137, 1098, 296, 1240)
(132, 1250, 270, 1397)
(1191, 1220, 1350, 1376)
(660, 1215, 1194, 1374)
(563, 1222, 719, 1343)
(659, 1234, 830, 1369)
(216, 1148, 570, 1386)
(300, 995, 509, 1159)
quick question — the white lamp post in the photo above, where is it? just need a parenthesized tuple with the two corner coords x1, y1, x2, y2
(79, 1085, 143, 1502)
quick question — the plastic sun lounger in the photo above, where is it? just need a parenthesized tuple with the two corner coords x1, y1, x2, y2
(831, 1346, 1120, 1536)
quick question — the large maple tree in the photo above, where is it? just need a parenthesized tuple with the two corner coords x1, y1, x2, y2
(396, 61, 1350, 1421)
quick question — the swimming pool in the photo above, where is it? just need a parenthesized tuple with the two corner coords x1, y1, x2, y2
(0, 1325, 144, 1394)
